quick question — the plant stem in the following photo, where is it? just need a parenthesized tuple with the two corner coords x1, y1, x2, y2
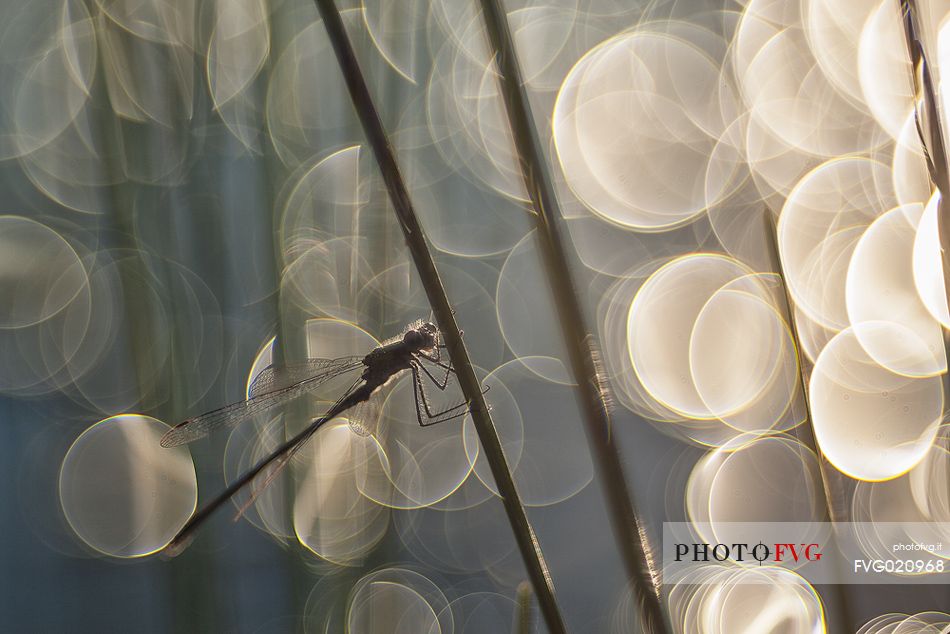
(516, 581, 533, 634)
(475, 2, 668, 632)
(897, 2, 950, 595)
(761, 211, 856, 632)
(311, 1, 568, 632)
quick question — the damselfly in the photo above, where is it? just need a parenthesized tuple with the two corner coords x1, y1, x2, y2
(162, 320, 480, 554)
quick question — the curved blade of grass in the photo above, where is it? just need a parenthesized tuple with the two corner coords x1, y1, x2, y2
(899, 0, 950, 333)
(899, 0, 950, 195)
(310, 2, 567, 632)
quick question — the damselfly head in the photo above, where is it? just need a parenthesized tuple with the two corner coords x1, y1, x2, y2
(404, 321, 439, 350)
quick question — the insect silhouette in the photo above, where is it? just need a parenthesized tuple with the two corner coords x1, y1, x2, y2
(162, 320, 483, 554)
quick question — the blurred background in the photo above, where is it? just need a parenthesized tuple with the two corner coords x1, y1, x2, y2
(1, 0, 948, 632)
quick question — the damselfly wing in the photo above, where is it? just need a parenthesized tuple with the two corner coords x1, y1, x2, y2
(160, 357, 364, 448)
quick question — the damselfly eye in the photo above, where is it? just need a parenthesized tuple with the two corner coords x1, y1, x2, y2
(404, 330, 423, 346)
(420, 322, 438, 341)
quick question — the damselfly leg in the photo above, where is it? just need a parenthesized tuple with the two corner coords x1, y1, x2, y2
(409, 353, 489, 427)
(413, 353, 453, 388)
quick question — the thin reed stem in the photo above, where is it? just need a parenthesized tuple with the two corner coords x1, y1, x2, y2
(311, 1, 568, 632)
(898, 0, 950, 575)
(761, 211, 856, 632)
(475, 2, 669, 632)
(761, 213, 849, 524)
(516, 581, 533, 634)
